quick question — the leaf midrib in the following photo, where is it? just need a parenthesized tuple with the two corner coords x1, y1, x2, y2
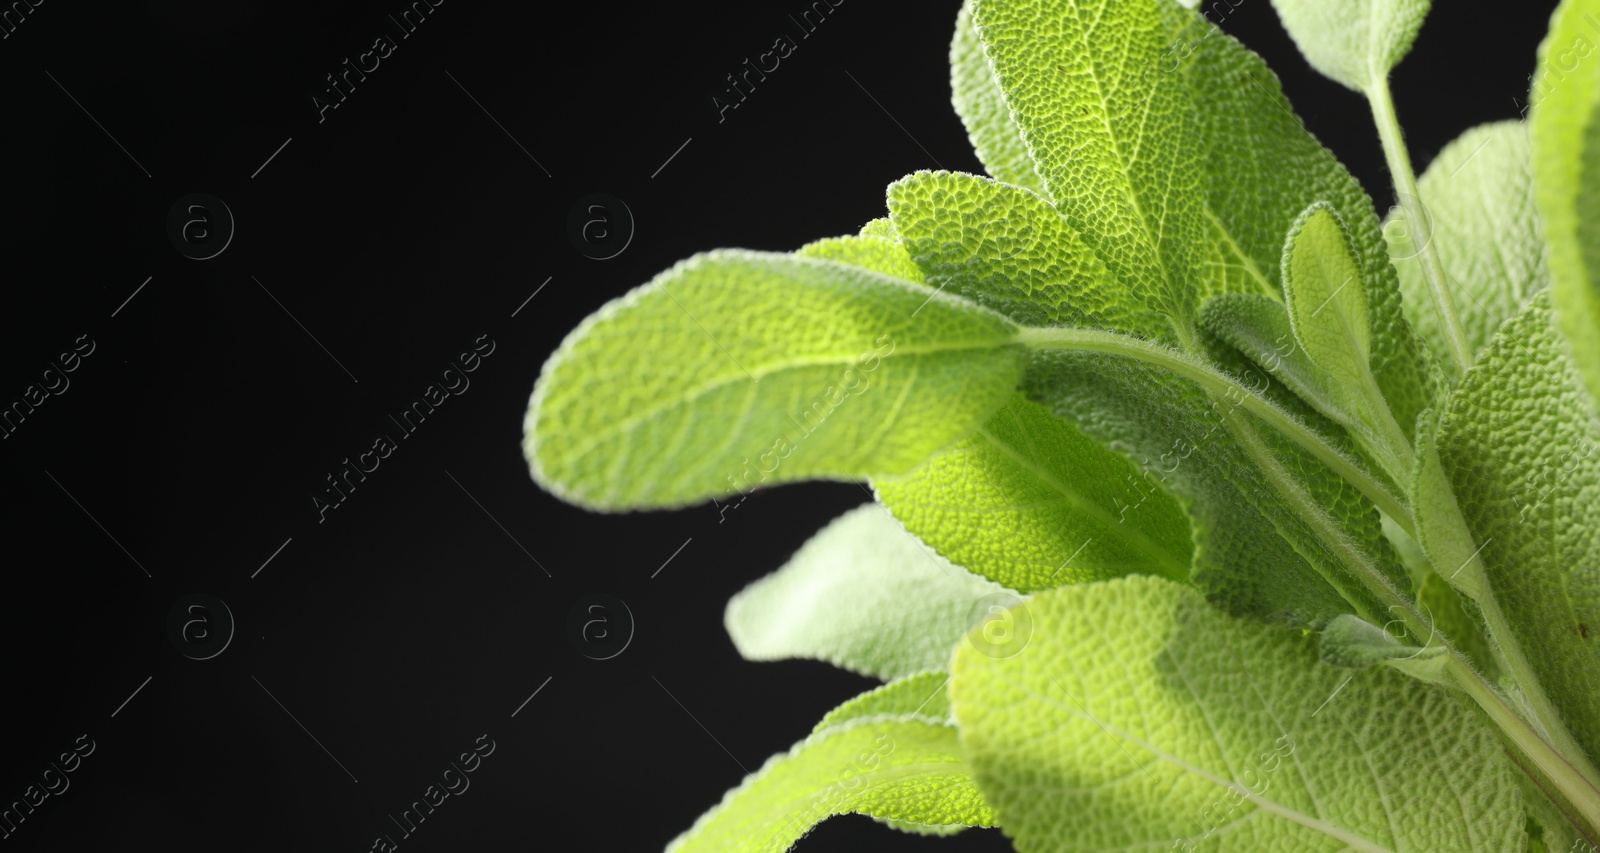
(1205, 206, 1280, 298)
(973, 424, 1190, 580)
(1015, 673, 1398, 853)
(544, 339, 1021, 467)
(1051, 0, 1179, 319)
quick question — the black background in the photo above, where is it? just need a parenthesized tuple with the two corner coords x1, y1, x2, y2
(0, 0, 1559, 850)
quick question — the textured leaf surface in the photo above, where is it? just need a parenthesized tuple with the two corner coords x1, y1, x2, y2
(1268, 0, 1432, 91)
(1283, 204, 1373, 392)
(795, 234, 925, 284)
(970, 0, 1205, 324)
(1531, 0, 1600, 405)
(876, 171, 1193, 590)
(524, 250, 1024, 510)
(666, 716, 994, 853)
(1434, 291, 1600, 766)
(875, 392, 1192, 592)
(1388, 121, 1546, 374)
(1026, 350, 1402, 628)
(814, 673, 954, 733)
(1522, 769, 1587, 853)
(859, 217, 898, 240)
(809, 673, 972, 838)
(950, 0, 1045, 195)
(1416, 570, 1501, 682)
(950, 575, 1525, 853)
(726, 505, 1014, 680)
(887, 170, 1169, 338)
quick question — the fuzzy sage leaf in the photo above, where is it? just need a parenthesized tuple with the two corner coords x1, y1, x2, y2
(1433, 291, 1600, 769)
(951, 575, 1525, 852)
(665, 716, 994, 853)
(1532, 0, 1600, 408)
(726, 504, 1015, 681)
(1268, 0, 1433, 93)
(523, 250, 1025, 510)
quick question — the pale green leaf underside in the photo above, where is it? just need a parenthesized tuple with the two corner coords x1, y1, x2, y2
(1531, 0, 1600, 407)
(1388, 121, 1546, 374)
(1268, 0, 1432, 91)
(1434, 291, 1600, 767)
(814, 672, 954, 733)
(875, 392, 1192, 592)
(524, 249, 1024, 510)
(951, 575, 1524, 853)
(951, 0, 1046, 196)
(726, 504, 1014, 681)
(665, 716, 995, 853)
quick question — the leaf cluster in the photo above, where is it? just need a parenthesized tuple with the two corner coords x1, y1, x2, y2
(521, 0, 1600, 849)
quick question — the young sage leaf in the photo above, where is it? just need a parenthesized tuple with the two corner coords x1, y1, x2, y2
(795, 234, 924, 284)
(1282, 204, 1373, 390)
(1178, 10, 1436, 436)
(1279, 203, 1415, 479)
(858, 217, 898, 240)
(1200, 292, 1368, 435)
(1318, 612, 1445, 669)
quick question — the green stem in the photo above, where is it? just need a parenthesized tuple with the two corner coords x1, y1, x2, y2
(1019, 324, 1600, 833)
(1417, 483, 1600, 792)
(1228, 390, 1600, 835)
(1016, 325, 1414, 534)
(1363, 70, 1600, 825)
(1215, 400, 1400, 622)
(1367, 76, 1473, 376)
(1446, 653, 1600, 838)
(1229, 389, 1600, 839)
